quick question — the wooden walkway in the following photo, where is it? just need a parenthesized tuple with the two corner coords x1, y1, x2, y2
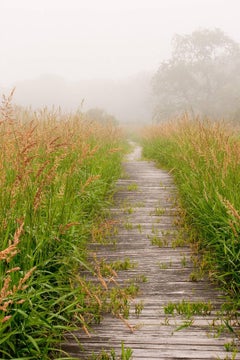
(62, 144, 239, 359)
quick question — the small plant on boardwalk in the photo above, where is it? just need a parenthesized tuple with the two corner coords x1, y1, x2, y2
(133, 201, 145, 207)
(153, 207, 166, 216)
(123, 206, 134, 214)
(121, 341, 133, 360)
(127, 183, 138, 191)
(134, 300, 144, 317)
(133, 274, 148, 283)
(189, 269, 204, 282)
(171, 235, 187, 248)
(158, 262, 168, 269)
(137, 223, 142, 233)
(124, 222, 133, 230)
(90, 341, 133, 360)
(164, 300, 213, 319)
(150, 235, 164, 247)
(224, 341, 238, 354)
(148, 234, 168, 247)
(181, 255, 187, 267)
(99, 258, 136, 277)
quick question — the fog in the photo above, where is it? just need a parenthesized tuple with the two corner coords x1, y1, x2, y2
(12, 73, 153, 123)
(1, 0, 240, 123)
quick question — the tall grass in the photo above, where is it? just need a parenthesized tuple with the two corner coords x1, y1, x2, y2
(0, 90, 126, 359)
(142, 115, 240, 302)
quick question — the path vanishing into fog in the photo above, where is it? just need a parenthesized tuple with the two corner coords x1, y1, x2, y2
(62, 143, 239, 359)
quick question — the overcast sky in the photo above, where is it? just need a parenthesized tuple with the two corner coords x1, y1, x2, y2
(1, 0, 240, 86)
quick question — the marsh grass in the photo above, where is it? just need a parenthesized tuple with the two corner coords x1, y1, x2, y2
(0, 91, 126, 358)
(142, 115, 240, 318)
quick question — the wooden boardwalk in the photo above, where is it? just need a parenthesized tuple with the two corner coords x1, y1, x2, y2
(62, 144, 239, 359)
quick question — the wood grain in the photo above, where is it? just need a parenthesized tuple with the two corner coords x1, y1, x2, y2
(61, 144, 239, 359)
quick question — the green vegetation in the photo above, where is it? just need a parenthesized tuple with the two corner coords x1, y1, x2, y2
(126, 183, 138, 191)
(100, 258, 136, 276)
(0, 91, 127, 359)
(153, 207, 166, 216)
(148, 234, 165, 247)
(152, 28, 240, 121)
(164, 300, 213, 318)
(142, 116, 240, 316)
(90, 341, 133, 360)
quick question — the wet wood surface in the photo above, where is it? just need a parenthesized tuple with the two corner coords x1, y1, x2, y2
(62, 144, 239, 359)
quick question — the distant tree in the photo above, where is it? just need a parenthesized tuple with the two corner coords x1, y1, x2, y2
(85, 107, 118, 124)
(153, 28, 240, 121)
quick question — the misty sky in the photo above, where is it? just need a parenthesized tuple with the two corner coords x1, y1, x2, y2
(1, 0, 240, 86)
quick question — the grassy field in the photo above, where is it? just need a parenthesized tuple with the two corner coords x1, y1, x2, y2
(141, 115, 240, 311)
(0, 91, 128, 359)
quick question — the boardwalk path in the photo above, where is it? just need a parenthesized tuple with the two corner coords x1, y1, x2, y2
(63, 144, 239, 359)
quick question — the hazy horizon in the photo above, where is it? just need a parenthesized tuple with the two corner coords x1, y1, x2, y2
(1, 0, 240, 122)
(2, 0, 240, 86)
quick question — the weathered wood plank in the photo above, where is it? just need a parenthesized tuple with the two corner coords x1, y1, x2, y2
(61, 144, 239, 359)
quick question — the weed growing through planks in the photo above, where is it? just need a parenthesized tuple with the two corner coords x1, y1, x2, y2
(181, 255, 187, 267)
(125, 282, 139, 297)
(127, 183, 138, 191)
(153, 207, 166, 216)
(121, 341, 133, 360)
(88, 259, 141, 330)
(217, 352, 238, 360)
(120, 200, 135, 215)
(164, 300, 213, 319)
(90, 341, 133, 360)
(124, 222, 133, 230)
(107, 285, 138, 319)
(134, 300, 144, 317)
(150, 236, 164, 247)
(99, 258, 136, 276)
(158, 262, 168, 269)
(137, 223, 142, 233)
(174, 319, 194, 332)
(171, 237, 187, 248)
(224, 341, 238, 353)
(133, 274, 148, 283)
(133, 201, 145, 207)
(189, 269, 204, 282)
(151, 224, 159, 235)
(123, 206, 134, 215)
(148, 234, 168, 247)
(158, 261, 172, 269)
(121, 171, 130, 180)
(161, 229, 178, 237)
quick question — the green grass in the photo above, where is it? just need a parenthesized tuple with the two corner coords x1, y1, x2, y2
(126, 183, 138, 191)
(164, 300, 213, 318)
(0, 95, 127, 359)
(142, 117, 240, 312)
(90, 341, 133, 359)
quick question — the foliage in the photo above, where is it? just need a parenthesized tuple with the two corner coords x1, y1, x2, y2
(152, 28, 240, 121)
(0, 90, 126, 358)
(86, 107, 118, 125)
(142, 116, 240, 303)
(164, 300, 212, 318)
(90, 341, 133, 360)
